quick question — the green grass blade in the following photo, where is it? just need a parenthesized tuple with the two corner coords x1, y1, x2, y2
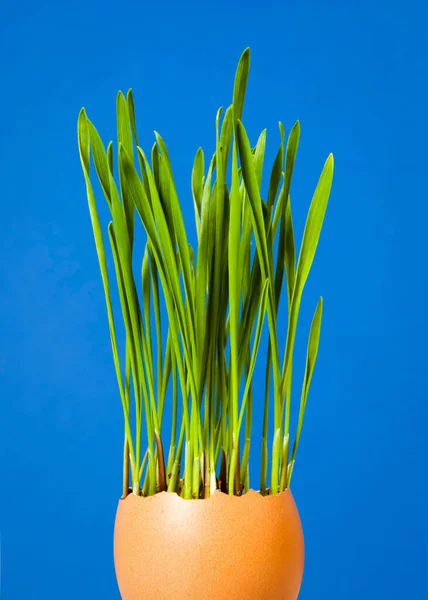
(159, 333, 172, 422)
(108, 221, 147, 491)
(86, 120, 112, 208)
(151, 142, 161, 192)
(282, 153, 333, 392)
(275, 121, 300, 309)
(191, 147, 204, 237)
(156, 150, 178, 250)
(126, 88, 146, 178)
(233, 48, 250, 127)
(154, 133, 197, 357)
(267, 123, 285, 207)
(284, 122, 300, 203)
(230, 278, 269, 494)
(142, 248, 155, 401)
(195, 165, 212, 378)
(236, 121, 270, 275)
(237, 279, 269, 434)
(253, 129, 266, 189)
(237, 187, 252, 291)
(126, 89, 139, 145)
(112, 147, 160, 484)
(280, 154, 333, 486)
(149, 251, 163, 406)
(117, 91, 134, 162)
(295, 154, 333, 294)
(284, 195, 296, 306)
(107, 141, 114, 174)
(138, 449, 149, 482)
(165, 352, 178, 479)
(228, 139, 242, 464)
(219, 105, 234, 171)
(117, 92, 135, 244)
(287, 297, 323, 486)
(237, 118, 284, 494)
(77, 109, 136, 478)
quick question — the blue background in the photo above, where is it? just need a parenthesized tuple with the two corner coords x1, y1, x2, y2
(1, 1, 427, 598)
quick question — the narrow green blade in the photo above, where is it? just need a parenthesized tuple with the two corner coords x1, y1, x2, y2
(275, 121, 300, 309)
(86, 120, 112, 208)
(295, 153, 334, 294)
(233, 48, 250, 127)
(191, 147, 204, 236)
(267, 123, 285, 207)
(288, 297, 323, 484)
(117, 92, 135, 245)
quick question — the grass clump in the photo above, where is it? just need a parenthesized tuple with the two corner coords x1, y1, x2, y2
(77, 48, 333, 499)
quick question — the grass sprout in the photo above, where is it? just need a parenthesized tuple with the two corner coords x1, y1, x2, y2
(77, 48, 334, 498)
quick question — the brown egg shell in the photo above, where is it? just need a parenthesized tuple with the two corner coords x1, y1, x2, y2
(114, 488, 304, 599)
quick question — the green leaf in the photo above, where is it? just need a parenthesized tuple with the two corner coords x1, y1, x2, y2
(271, 180, 285, 236)
(151, 142, 161, 191)
(237, 186, 252, 294)
(77, 109, 136, 477)
(267, 123, 285, 207)
(275, 121, 300, 309)
(119, 145, 158, 244)
(108, 160, 158, 485)
(288, 297, 323, 484)
(219, 105, 234, 171)
(154, 132, 196, 348)
(107, 141, 114, 175)
(126, 89, 139, 145)
(191, 147, 204, 236)
(232, 48, 250, 127)
(236, 124, 274, 372)
(142, 247, 154, 395)
(236, 118, 284, 494)
(108, 221, 138, 395)
(86, 120, 112, 208)
(154, 150, 176, 249)
(303, 297, 323, 402)
(195, 204, 210, 354)
(237, 278, 270, 434)
(237, 198, 272, 373)
(117, 91, 134, 162)
(284, 195, 296, 306)
(253, 129, 267, 190)
(284, 121, 300, 207)
(195, 154, 216, 390)
(228, 140, 242, 435)
(295, 153, 333, 294)
(236, 120, 270, 276)
(117, 91, 135, 245)
(148, 251, 163, 408)
(281, 153, 334, 447)
(127, 88, 146, 177)
(207, 108, 229, 356)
